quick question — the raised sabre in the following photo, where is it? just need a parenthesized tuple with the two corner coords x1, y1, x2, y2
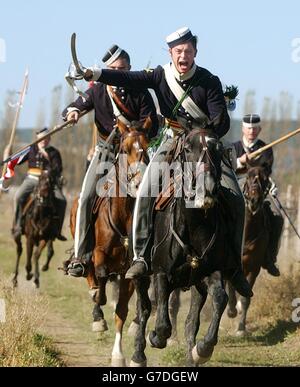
(65, 33, 89, 100)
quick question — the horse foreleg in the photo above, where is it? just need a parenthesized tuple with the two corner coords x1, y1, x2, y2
(185, 284, 207, 366)
(148, 272, 172, 349)
(130, 276, 151, 367)
(110, 275, 120, 311)
(33, 240, 47, 288)
(168, 288, 181, 345)
(25, 238, 34, 281)
(42, 240, 54, 272)
(192, 271, 228, 365)
(227, 281, 238, 318)
(111, 276, 134, 367)
(236, 271, 257, 336)
(94, 248, 108, 305)
(86, 264, 107, 333)
(13, 235, 23, 287)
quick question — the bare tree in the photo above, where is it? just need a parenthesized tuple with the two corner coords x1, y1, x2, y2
(35, 97, 46, 133)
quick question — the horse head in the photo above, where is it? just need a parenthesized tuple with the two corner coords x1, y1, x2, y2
(243, 165, 270, 215)
(117, 117, 151, 197)
(34, 170, 54, 206)
(180, 118, 223, 210)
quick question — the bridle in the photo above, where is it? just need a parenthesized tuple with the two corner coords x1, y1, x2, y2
(243, 169, 270, 215)
(183, 128, 222, 199)
(118, 130, 149, 185)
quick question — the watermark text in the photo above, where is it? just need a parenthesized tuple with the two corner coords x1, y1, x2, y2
(291, 38, 300, 63)
(0, 38, 6, 63)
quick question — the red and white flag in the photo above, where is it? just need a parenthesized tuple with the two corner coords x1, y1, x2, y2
(3, 146, 30, 180)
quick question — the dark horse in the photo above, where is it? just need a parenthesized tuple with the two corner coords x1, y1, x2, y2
(131, 125, 231, 367)
(70, 118, 150, 366)
(13, 170, 58, 288)
(227, 166, 271, 335)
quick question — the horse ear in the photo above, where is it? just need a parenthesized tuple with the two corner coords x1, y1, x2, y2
(142, 116, 152, 130)
(117, 119, 128, 134)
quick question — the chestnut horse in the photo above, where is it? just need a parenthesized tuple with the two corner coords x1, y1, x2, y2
(70, 118, 150, 366)
(227, 166, 271, 335)
(13, 171, 57, 288)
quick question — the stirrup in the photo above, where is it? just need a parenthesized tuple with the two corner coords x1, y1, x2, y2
(134, 258, 149, 271)
(67, 260, 88, 277)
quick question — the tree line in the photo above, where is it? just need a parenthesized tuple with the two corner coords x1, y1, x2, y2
(0, 85, 299, 194)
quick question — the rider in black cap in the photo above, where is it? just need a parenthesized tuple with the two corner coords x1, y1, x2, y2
(11, 128, 67, 241)
(63, 44, 159, 277)
(234, 114, 283, 276)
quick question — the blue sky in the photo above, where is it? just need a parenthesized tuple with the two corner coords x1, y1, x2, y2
(0, 0, 300, 128)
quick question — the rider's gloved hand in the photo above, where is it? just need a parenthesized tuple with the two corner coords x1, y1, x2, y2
(82, 67, 102, 82)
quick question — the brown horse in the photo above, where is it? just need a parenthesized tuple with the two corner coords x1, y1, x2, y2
(70, 118, 151, 366)
(13, 171, 57, 288)
(227, 166, 271, 335)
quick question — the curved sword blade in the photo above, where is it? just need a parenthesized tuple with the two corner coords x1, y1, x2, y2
(71, 33, 84, 75)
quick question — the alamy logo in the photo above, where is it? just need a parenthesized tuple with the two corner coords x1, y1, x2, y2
(291, 38, 300, 63)
(0, 38, 6, 63)
(0, 299, 6, 323)
(292, 298, 300, 323)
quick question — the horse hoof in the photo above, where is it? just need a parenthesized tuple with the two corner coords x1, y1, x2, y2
(147, 331, 167, 349)
(12, 279, 18, 288)
(111, 356, 126, 367)
(42, 265, 49, 272)
(26, 273, 33, 281)
(227, 308, 238, 318)
(34, 280, 40, 289)
(127, 321, 139, 337)
(146, 332, 154, 347)
(92, 319, 108, 332)
(192, 344, 212, 365)
(130, 360, 147, 367)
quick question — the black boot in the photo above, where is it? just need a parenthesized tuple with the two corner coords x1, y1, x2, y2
(67, 259, 88, 277)
(125, 259, 148, 279)
(67, 252, 92, 278)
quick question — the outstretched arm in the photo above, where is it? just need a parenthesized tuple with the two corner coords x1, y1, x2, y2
(85, 67, 161, 90)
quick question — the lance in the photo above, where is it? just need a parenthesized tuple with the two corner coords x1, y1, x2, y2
(248, 127, 300, 160)
(1, 110, 88, 166)
(1, 69, 29, 174)
(0, 69, 29, 196)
